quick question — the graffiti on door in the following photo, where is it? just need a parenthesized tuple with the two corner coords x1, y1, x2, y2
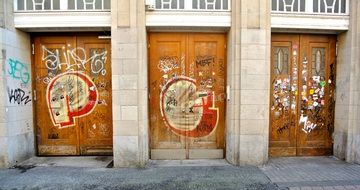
(160, 76, 219, 138)
(42, 45, 107, 75)
(41, 45, 111, 129)
(46, 71, 98, 128)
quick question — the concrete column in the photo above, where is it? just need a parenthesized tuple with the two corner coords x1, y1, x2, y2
(111, 0, 148, 167)
(0, 0, 34, 168)
(226, 0, 271, 165)
(335, 0, 360, 163)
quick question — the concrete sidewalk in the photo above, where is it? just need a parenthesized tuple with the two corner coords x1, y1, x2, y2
(0, 158, 277, 190)
(261, 157, 360, 190)
(1, 157, 360, 190)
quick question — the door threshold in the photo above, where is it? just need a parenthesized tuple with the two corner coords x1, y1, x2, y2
(17, 156, 113, 168)
(147, 159, 231, 167)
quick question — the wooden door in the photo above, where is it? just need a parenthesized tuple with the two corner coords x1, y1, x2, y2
(149, 33, 226, 159)
(33, 34, 112, 155)
(269, 34, 336, 157)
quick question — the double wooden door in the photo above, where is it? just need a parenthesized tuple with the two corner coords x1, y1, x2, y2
(33, 35, 112, 155)
(269, 34, 336, 157)
(149, 33, 226, 159)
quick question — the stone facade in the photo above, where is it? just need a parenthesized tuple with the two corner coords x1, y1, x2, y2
(0, 0, 34, 168)
(334, 0, 360, 164)
(0, 0, 359, 168)
(111, 0, 148, 167)
(225, 0, 270, 166)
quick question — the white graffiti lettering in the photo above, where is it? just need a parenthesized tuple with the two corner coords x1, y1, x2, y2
(42, 45, 107, 75)
(157, 56, 179, 73)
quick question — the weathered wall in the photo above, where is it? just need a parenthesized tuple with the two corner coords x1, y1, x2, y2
(111, 0, 148, 167)
(226, 0, 271, 165)
(334, 31, 351, 160)
(342, 0, 360, 164)
(334, 0, 360, 162)
(0, 0, 34, 168)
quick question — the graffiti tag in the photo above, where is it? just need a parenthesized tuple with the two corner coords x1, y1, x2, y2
(195, 56, 215, 68)
(7, 87, 31, 105)
(42, 46, 107, 75)
(47, 71, 98, 128)
(7, 59, 30, 84)
(157, 56, 179, 73)
(160, 76, 219, 138)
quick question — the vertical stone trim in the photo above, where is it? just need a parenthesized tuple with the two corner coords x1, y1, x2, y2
(335, 0, 360, 163)
(117, 0, 130, 27)
(226, 0, 271, 166)
(344, 0, 360, 164)
(136, 0, 149, 167)
(226, 0, 241, 165)
(112, 0, 148, 167)
(0, 0, 33, 168)
(246, 0, 260, 29)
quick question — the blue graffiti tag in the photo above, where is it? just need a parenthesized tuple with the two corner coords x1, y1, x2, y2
(7, 58, 30, 84)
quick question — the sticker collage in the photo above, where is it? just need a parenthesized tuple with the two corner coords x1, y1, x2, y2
(271, 45, 335, 135)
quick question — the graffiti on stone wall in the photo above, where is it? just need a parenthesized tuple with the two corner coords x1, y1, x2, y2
(42, 46, 107, 75)
(46, 71, 98, 128)
(7, 87, 31, 105)
(160, 76, 219, 138)
(7, 58, 30, 85)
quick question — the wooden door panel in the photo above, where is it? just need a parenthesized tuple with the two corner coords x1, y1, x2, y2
(149, 33, 187, 152)
(34, 37, 80, 155)
(187, 34, 225, 154)
(149, 33, 226, 159)
(297, 35, 336, 156)
(34, 35, 113, 156)
(269, 34, 299, 157)
(76, 36, 113, 155)
(270, 34, 336, 157)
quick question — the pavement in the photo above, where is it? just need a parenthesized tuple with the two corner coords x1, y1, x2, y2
(0, 156, 359, 190)
(260, 157, 360, 190)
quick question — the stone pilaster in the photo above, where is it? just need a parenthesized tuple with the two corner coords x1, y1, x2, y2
(334, 0, 360, 162)
(226, 0, 271, 165)
(111, 0, 148, 167)
(0, 0, 33, 168)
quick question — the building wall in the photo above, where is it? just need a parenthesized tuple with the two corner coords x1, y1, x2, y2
(342, 0, 360, 164)
(0, 0, 34, 168)
(111, 0, 148, 167)
(334, 0, 360, 163)
(226, 0, 271, 165)
(0, 0, 358, 168)
(110, 0, 271, 167)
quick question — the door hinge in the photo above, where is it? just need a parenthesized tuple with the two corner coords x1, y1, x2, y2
(148, 43, 150, 48)
(224, 44, 227, 49)
(226, 85, 230, 101)
(31, 43, 35, 55)
(336, 42, 338, 57)
(33, 90, 37, 101)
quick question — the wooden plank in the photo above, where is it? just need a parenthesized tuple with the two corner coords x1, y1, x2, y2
(151, 149, 186, 160)
(189, 149, 223, 159)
